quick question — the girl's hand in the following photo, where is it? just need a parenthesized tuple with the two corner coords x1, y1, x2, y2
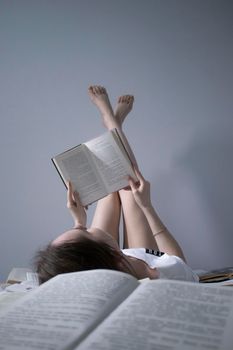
(128, 168, 152, 209)
(67, 182, 87, 229)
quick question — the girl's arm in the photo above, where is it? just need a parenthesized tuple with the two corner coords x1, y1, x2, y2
(128, 169, 186, 262)
(67, 182, 87, 229)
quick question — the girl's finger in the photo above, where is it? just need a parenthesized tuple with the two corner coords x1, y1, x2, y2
(67, 181, 73, 203)
(73, 191, 81, 204)
(128, 177, 137, 190)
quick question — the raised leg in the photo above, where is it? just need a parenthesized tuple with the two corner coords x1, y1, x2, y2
(88, 87, 129, 244)
(88, 85, 158, 250)
(88, 86, 138, 167)
(119, 189, 158, 249)
(90, 192, 121, 243)
(114, 94, 158, 249)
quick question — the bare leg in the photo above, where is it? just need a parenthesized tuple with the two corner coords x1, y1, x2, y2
(114, 94, 158, 249)
(88, 85, 158, 250)
(88, 85, 117, 130)
(90, 192, 121, 243)
(89, 87, 132, 244)
(119, 190, 159, 249)
(88, 86, 138, 167)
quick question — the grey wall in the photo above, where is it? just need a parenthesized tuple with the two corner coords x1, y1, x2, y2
(1, 0, 233, 281)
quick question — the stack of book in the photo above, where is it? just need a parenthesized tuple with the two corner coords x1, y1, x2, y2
(199, 267, 233, 285)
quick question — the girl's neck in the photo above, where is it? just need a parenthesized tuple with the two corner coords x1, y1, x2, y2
(125, 255, 158, 280)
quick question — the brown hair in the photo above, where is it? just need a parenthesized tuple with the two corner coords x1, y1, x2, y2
(34, 235, 136, 284)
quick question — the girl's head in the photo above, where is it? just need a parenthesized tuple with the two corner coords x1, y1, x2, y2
(34, 229, 135, 284)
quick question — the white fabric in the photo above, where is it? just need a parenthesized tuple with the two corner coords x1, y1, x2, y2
(122, 248, 199, 282)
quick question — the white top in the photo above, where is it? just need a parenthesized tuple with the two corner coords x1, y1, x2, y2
(122, 248, 199, 282)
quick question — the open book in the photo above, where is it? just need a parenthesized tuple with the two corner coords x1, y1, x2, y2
(6, 267, 34, 284)
(0, 269, 233, 350)
(52, 129, 137, 206)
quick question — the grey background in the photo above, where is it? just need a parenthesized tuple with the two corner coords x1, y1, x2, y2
(1, 0, 233, 281)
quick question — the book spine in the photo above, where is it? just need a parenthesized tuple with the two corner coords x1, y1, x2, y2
(51, 158, 68, 189)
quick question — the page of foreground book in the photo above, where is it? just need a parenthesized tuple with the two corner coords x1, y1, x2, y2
(77, 280, 233, 350)
(0, 270, 138, 350)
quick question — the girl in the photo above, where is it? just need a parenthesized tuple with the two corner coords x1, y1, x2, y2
(35, 86, 199, 284)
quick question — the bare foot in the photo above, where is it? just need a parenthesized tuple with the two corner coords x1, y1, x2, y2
(114, 95, 134, 125)
(88, 87, 138, 168)
(88, 85, 118, 129)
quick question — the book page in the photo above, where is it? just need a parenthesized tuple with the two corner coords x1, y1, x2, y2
(85, 130, 136, 193)
(0, 292, 26, 312)
(0, 270, 138, 350)
(53, 145, 107, 206)
(78, 280, 233, 350)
